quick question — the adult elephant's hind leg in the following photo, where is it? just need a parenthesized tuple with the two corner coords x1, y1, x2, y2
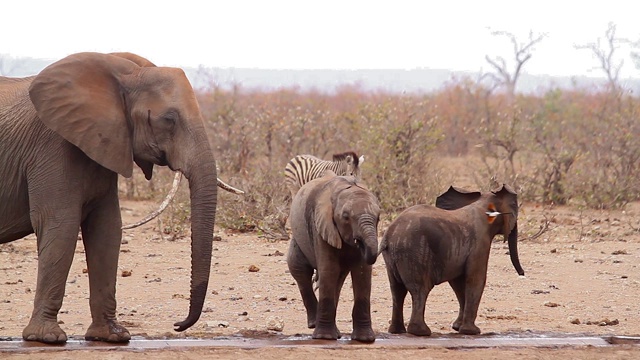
(82, 188, 130, 343)
(23, 207, 81, 343)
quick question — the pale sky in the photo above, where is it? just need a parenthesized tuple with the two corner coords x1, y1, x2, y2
(3, 0, 639, 78)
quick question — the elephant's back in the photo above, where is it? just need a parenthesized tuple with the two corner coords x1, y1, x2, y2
(383, 204, 468, 251)
(0, 76, 34, 105)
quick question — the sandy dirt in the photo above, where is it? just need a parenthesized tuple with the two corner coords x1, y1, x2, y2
(1, 199, 640, 359)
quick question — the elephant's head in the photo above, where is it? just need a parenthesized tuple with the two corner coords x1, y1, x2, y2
(316, 175, 381, 265)
(436, 184, 524, 276)
(28, 52, 217, 331)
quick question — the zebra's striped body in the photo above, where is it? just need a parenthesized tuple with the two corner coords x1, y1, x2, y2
(284, 151, 364, 196)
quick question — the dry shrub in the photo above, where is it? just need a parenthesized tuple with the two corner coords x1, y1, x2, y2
(122, 77, 640, 234)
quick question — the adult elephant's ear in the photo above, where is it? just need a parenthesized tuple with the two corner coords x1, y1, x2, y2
(109, 52, 157, 180)
(436, 186, 482, 210)
(29, 52, 138, 178)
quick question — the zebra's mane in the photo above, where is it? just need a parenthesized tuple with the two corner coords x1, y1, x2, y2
(332, 151, 360, 166)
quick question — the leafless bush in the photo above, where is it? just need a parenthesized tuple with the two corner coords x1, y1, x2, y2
(122, 77, 640, 235)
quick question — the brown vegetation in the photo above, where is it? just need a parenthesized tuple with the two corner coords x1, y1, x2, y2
(121, 73, 640, 237)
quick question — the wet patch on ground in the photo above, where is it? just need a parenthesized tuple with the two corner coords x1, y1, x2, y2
(1, 332, 639, 353)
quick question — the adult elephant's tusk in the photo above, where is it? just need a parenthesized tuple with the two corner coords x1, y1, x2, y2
(122, 172, 244, 230)
(216, 177, 245, 195)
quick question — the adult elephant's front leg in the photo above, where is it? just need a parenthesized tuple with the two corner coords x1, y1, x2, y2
(81, 187, 130, 342)
(23, 204, 82, 343)
(350, 264, 375, 342)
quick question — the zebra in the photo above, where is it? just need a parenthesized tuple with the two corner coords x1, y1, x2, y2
(284, 151, 364, 197)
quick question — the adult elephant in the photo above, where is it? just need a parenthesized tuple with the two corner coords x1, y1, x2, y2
(379, 184, 524, 336)
(0, 52, 218, 343)
(287, 172, 381, 342)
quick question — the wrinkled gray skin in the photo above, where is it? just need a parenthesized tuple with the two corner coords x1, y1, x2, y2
(379, 185, 524, 336)
(0, 52, 218, 343)
(287, 172, 381, 342)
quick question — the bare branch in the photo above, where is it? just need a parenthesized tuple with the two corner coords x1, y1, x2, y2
(575, 22, 624, 89)
(485, 29, 546, 97)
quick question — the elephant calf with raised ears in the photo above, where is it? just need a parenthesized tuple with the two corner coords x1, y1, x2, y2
(379, 185, 525, 336)
(287, 172, 381, 342)
(0, 52, 220, 343)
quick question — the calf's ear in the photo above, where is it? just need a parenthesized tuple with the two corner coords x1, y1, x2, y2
(315, 191, 342, 249)
(436, 186, 482, 210)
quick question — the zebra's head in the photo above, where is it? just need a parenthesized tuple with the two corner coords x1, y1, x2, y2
(332, 151, 364, 179)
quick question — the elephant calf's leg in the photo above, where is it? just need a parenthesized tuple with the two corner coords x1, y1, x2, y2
(350, 266, 375, 343)
(287, 242, 317, 328)
(406, 286, 432, 336)
(387, 272, 408, 334)
(82, 191, 130, 342)
(456, 274, 486, 335)
(448, 276, 466, 332)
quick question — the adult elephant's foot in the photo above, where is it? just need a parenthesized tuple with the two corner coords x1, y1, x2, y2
(307, 314, 316, 329)
(407, 321, 432, 336)
(351, 327, 376, 343)
(388, 321, 407, 334)
(458, 324, 481, 335)
(452, 317, 462, 331)
(85, 319, 131, 342)
(312, 324, 341, 340)
(22, 320, 68, 343)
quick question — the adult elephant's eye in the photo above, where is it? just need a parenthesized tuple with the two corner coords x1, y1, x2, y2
(163, 112, 177, 125)
(342, 212, 350, 220)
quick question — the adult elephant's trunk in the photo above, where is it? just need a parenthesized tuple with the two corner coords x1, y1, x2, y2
(506, 222, 525, 276)
(173, 144, 218, 332)
(359, 215, 379, 265)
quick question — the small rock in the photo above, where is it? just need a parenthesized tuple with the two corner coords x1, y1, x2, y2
(248, 265, 260, 272)
(569, 317, 581, 325)
(585, 318, 619, 326)
(544, 301, 560, 307)
(278, 296, 288, 301)
(574, 259, 583, 263)
(266, 316, 284, 332)
(612, 250, 628, 255)
(121, 270, 132, 277)
(531, 289, 550, 295)
(205, 320, 229, 328)
(213, 236, 222, 242)
(550, 248, 557, 253)
(82, 268, 88, 274)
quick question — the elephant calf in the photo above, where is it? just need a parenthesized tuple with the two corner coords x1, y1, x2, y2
(379, 185, 524, 336)
(287, 172, 381, 342)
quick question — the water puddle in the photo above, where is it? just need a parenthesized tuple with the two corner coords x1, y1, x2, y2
(1, 332, 637, 353)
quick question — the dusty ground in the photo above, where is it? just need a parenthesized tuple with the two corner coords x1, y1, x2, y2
(1, 199, 640, 359)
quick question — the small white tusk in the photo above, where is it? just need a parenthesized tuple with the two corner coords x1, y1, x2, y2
(486, 211, 502, 217)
